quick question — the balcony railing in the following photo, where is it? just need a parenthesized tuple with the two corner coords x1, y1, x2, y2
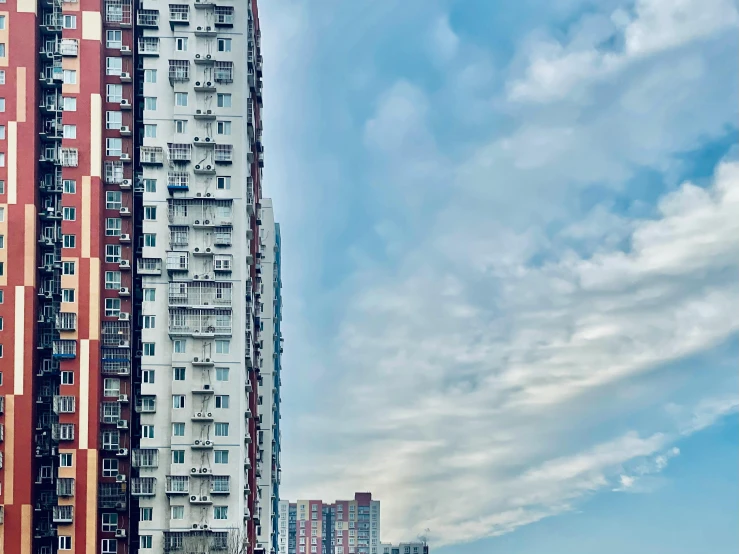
(138, 258, 162, 275)
(168, 282, 233, 307)
(131, 477, 157, 496)
(132, 449, 159, 468)
(168, 309, 233, 336)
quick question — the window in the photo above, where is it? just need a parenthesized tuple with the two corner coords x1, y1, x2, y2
(217, 93, 232, 108)
(0, 125, 5, 139)
(0, 207, 3, 221)
(172, 395, 185, 409)
(0, 236, 3, 248)
(63, 207, 76, 221)
(215, 423, 229, 436)
(217, 121, 232, 135)
(144, 97, 157, 110)
(106, 244, 121, 264)
(63, 70, 77, 84)
(216, 367, 229, 381)
(63, 96, 77, 111)
(106, 218, 121, 236)
(142, 315, 156, 329)
(144, 178, 157, 192)
(106, 138, 122, 156)
(175, 120, 187, 134)
(106, 191, 122, 210)
(106, 84, 122, 103)
(144, 69, 157, 83)
(104, 378, 120, 396)
(172, 422, 185, 436)
(143, 343, 156, 356)
(63, 262, 75, 275)
(106, 111, 122, 129)
(62, 289, 75, 303)
(214, 450, 229, 464)
(63, 179, 76, 193)
(106, 57, 123, 76)
(215, 340, 230, 354)
(59, 536, 72, 550)
(0, 16, 5, 30)
(0, 71, 4, 85)
(142, 425, 154, 439)
(171, 450, 185, 464)
(174, 339, 186, 353)
(142, 369, 155, 384)
(106, 30, 122, 49)
(214, 506, 228, 520)
(144, 206, 157, 220)
(63, 124, 77, 139)
(105, 298, 121, 317)
(215, 395, 229, 409)
(0, 153, 4, 167)
(175, 92, 188, 107)
(171, 506, 185, 520)
(173, 367, 186, 381)
(0, 180, 4, 194)
(140, 536, 153, 549)
(144, 124, 157, 138)
(102, 539, 117, 554)
(105, 271, 121, 290)
(101, 513, 118, 533)
(102, 458, 118, 477)
(59, 453, 73, 467)
(144, 288, 156, 301)
(217, 38, 232, 52)
(175, 37, 188, 51)
(140, 508, 153, 522)
(143, 233, 157, 247)
(61, 371, 74, 385)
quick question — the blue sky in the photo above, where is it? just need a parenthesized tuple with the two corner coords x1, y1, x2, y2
(258, 0, 738, 552)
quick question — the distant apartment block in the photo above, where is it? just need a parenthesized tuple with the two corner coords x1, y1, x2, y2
(380, 543, 429, 554)
(279, 493, 381, 554)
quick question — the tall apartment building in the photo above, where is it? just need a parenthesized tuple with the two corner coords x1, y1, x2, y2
(278, 493, 382, 554)
(0, 1, 279, 553)
(255, 200, 283, 554)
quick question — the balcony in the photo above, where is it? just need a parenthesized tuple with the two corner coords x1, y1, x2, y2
(214, 7, 235, 26)
(59, 39, 79, 56)
(137, 10, 159, 28)
(169, 6, 190, 25)
(168, 281, 233, 308)
(140, 147, 164, 165)
(138, 258, 162, 275)
(52, 505, 74, 524)
(166, 476, 190, 495)
(132, 448, 159, 468)
(130, 477, 157, 496)
(210, 476, 230, 494)
(168, 143, 192, 163)
(138, 38, 160, 56)
(168, 309, 233, 337)
(52, 340, 76, 359)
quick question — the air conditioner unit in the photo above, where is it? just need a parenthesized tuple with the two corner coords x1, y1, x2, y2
(191, 467, 198, 474)
(201, 495, 210, 502)
(116, 419, 128, 429)
(115, 529, 127, 538)
(194, 220, 200, 225)
(206, 54, 212, 59)
(192, 523, 199, 529)
(119, 206, 131, 215)
(203, 384, 211, 390)
(196, 109, 203, 114)
(196, 192, 203, 197)
(206, 110, 213, 114)
(120, 153, 131, 161)
(204, 440, 212, 446)
(204, 137, 211, 143)
(190, 495, 198, 502)
(118, 312, 131, 321)
(206, 165, 213, 170)
(196, 412, 203, 418)
(115, 502, 126, 509)
(116, 474, 127, 483)
(120, 99, 131, 107)
(120, 234, 131, 241)
(194, 439, 201, 445)
(193, 357, 200, 362)
(120, 126, 130, 133)
(201, 467, 212, 474)
(119, 287, 130, 295)
(204, 220, 210, 225)
(121, 179, 132, 186)
(121, 45, 131, 53)
(194, 247, 200, 252)
(195, 54, 202, 59)
(206, 81, 213, 87)
(194, 136, 200, 142)
(205, 192, 212, 197)
(119, 260, 131, 268)
(118, 394, 129, 403)
(117, 448, 128, 456)
(202, 524, 209, 529)
(195, 81, 202, 86)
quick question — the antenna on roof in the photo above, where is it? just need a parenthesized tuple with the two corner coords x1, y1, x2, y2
(417, 529, 430, 546)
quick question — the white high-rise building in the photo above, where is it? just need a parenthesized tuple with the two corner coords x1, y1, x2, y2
(134, 1, 270, 551)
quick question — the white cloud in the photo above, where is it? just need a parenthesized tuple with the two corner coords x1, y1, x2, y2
(508, 0, 738, 103)
(429, 15, 460, 63)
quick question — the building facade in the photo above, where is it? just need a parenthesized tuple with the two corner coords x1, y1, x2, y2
(379, 543, 429, 554)
(0, 1, 277, 553)
(279, 493, 381, 554)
